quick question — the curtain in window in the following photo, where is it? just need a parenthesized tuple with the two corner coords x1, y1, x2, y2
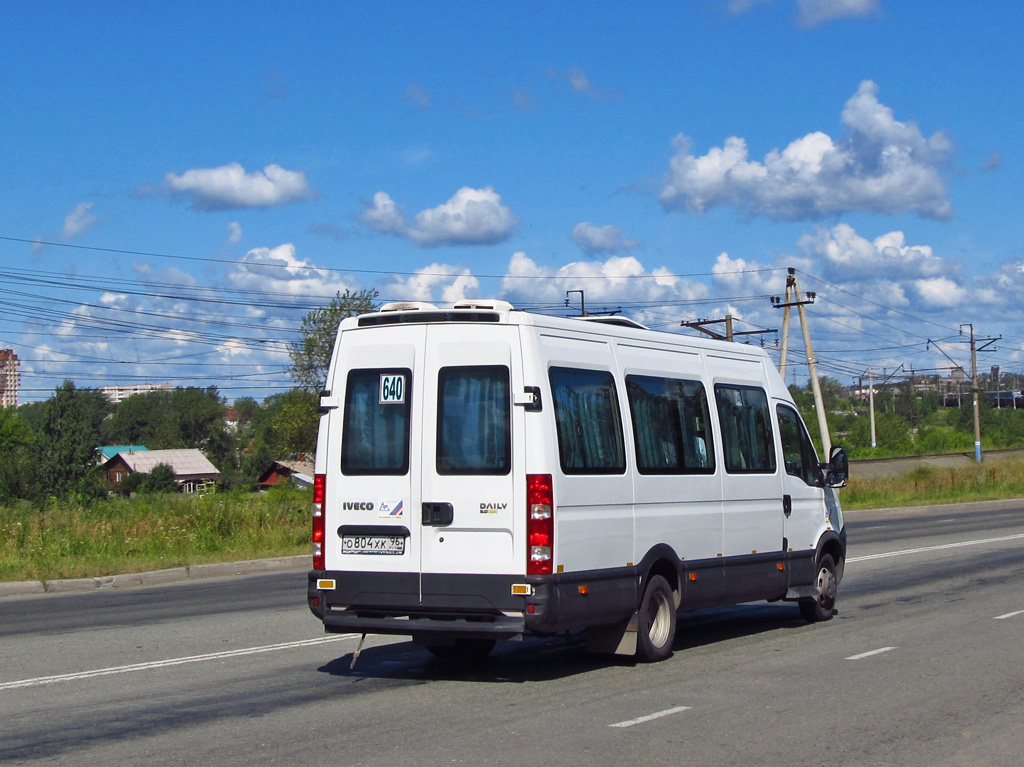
(437, 366, 510, 474)
(550, 368, 625, 474)
(342, 369, 411, 475)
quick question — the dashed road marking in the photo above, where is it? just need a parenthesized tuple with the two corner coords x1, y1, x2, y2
(610, 706, 692, 728)
(994, 610, 1024, 620)
(846, 647, 896, 660)
(848, 533, 1024, 564)
(0, 634, 358, 692)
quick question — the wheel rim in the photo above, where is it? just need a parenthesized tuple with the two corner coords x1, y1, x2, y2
(647, 589, 672, 648)
(816, 566, 837, 609)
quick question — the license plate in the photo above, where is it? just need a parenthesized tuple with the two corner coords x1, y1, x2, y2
(342, 535, 406, 555)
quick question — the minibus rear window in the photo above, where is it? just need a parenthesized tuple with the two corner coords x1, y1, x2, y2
(626, 375, 715, 474)
(341, 368, 411, 475)
(549, 367, 626, 475)
(437, 366, 511, 475)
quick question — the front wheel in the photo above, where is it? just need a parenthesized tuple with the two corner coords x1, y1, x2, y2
(799, 554, 838, 622)
(636, 575, 676, 662)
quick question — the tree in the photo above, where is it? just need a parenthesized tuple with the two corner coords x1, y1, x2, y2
(0, 407, 35, 501)
(139, 463, 179, 494)
(257, 388, 319, 459)
(36, 381, 111, 498)
(290, 289, 379, 391)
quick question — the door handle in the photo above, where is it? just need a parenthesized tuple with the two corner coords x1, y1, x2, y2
(422, 502, 454, 526)
(783, 494, 792, 517)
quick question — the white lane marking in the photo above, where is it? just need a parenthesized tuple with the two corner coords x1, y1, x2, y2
(994, 610, 1024, 620)
(0, 634, 358, 692)
(846, 647, 896, 660)
(848, 532, 1024, 564)
(610, 706, 692, 728)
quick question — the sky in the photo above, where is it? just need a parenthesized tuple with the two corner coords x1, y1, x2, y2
(2, 0, 1022, 402)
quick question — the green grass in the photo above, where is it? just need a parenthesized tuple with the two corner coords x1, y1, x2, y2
(843, 459, 1024, 510)
(4, 461, 1024, 583)
(0, 485, 310, 583)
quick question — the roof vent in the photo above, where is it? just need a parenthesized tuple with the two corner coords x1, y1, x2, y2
(451, 299, 514, 312)
(579, 316, 650, 330)
(378, 301, 438, 313)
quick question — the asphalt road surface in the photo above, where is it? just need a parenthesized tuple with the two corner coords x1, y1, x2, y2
(2, 502, 1023, 767)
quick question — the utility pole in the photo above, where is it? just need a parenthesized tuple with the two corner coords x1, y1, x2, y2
(772, 268, 830, 456)
(680, 315, 774, 343)
(959, 324, 1001, 463)
(565, 290, 587, 317)
(868, 366, 877, 449)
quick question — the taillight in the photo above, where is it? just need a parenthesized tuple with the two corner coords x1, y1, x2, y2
(526, 473, 553, 575)
(312, 473, 326, 571)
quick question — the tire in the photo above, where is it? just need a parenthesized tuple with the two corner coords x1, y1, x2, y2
(425, 638, 496, 660)
(636, 575, 676, 662)
(799, 553, 838, 622)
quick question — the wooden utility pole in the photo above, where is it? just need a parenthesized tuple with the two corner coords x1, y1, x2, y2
(680, 315, 774, 343)
(772, 268, 831, 456)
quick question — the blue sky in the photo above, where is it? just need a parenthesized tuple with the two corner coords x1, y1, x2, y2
(2, 1, 1022, 402)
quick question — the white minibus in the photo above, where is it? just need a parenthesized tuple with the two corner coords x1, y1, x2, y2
(307, 300, 848, 661)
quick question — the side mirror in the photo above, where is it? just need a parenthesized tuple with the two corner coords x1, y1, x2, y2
(824, 446, 848, 487)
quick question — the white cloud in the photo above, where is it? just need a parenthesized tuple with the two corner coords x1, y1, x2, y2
(163, 163, 314, 211)
(711, 252, 791, 296)
(797, 0, 881, 27)
(62, 202, 99, 239)
(511, 88, 532, 113)
(727, 0, 771, 13)
(914, 277, 968, 308)
(226, 221, 242, 246)
(380, 263, 480, 304)
(548, 67, 625, 101)
(405, 83, 431, 111)
(798, 223, 952, 280)
(982, 151, 1002, 172)
(362, 187, 519, 247)
(660, 80, 952, 221)
(572, 222, 640, 255)
(499, 252, 709, 321)
(226, 243, 358, 299)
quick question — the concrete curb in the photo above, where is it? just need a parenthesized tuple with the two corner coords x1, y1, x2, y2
(0, 555, 308, 599)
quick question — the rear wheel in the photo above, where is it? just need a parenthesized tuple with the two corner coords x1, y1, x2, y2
(425, 638, 496, 660)
(799, 554, 838, 622)
(636, 575, 676, 662)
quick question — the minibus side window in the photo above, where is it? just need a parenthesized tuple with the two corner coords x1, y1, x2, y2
(437, 366, 511, 475)
(341, 368, 411, 475)
(714, 385, 776, 474)
(777, 404, 822, 486)
(549, 367, 626, 475)
(626, 375, 715, 474)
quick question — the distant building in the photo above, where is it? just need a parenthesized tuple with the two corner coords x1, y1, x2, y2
(99, 383, 172, 405)
(100, 448, 221, 495)
(258, 460, 315, 490)
(97, 445, 149, 463)
(0, 349, 19, 408)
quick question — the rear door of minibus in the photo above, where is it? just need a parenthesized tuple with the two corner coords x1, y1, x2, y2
(418, 324, 524, 604)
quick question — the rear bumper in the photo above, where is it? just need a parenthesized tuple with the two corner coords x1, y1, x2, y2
(308, 570, 529, 640)
(307, 567, 638, 640)
(321, 609, 527, 640)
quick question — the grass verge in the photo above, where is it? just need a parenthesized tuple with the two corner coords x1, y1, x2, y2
(844, 458, 1024, 510)
(0, 485, 309, 583)
(3, 461, 1023, 584)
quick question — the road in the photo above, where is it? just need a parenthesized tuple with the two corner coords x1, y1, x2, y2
(2, 502, 1023, 766)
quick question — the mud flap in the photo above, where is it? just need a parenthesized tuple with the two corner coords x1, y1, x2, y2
(585, 611, 639, 656)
